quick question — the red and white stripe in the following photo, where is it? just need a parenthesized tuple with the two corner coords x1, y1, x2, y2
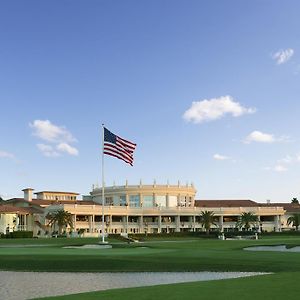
(104, 136, 136, 166)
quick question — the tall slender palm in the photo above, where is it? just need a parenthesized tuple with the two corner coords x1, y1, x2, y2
(287, 214, 300, 230)
(236, 212, 258, 231)
(46, 210, 73, 234)
(291, 198, 299, 204)
(199, 211, 217, 235)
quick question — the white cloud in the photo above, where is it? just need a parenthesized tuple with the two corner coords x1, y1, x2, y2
(274, 165, 288, 172)
(213, 154, 230, 160)
(0, 150, 15, 159)
(56, 143, 79, 156)
(183, 96, 255, 124)
(31, 120, 79, 157)
(30, 120, 76, 143)
(244, 131, 290, 144)
(37, 144, 60, 157)
(272, 48, 294, 65)
(244, 131, 275, 144)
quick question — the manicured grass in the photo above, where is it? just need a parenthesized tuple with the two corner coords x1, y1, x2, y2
(37, 272, 300, 300)
(0, 236, 300, 272)
(1, 235, 300, 299)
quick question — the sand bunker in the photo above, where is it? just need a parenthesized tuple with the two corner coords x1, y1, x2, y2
(0, 271, 269, 300)
(244, 245, 300, 252)
(63, 244, 112, 249)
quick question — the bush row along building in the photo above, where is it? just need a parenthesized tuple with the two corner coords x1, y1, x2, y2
(0, 182, 299, 236)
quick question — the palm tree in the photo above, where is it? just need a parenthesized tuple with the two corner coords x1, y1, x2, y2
(199, 211, 217, 235)
(291, 198, 299, 204)
(236, 212, 258, 231)
(46, 210, 73, 235)
(287, 214, 300, 230)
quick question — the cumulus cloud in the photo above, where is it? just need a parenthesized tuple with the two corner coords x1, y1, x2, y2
(213, 154, 230, 160)
(30, 120, 76, 143)
(0, 150, 15, 159)
(31, 120, 79, 157)
(37, 144, 60, 157)
(244, 131, 275, 144)
(272, 48, 294, 65)
(56, 143, 79, 156)
(183, 96, 255, 124)
(244, 131, 289, 144)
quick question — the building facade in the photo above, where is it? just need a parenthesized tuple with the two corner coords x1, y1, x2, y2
(1, 183, 298, 236)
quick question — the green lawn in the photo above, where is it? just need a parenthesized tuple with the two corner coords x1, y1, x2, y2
(1, 235, 300, 299)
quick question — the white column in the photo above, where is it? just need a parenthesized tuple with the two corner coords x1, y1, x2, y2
(88, 215, 92, 233)
(139, 215, 144, 233)
(189, 216, 193, 232)
(92, 215, 95, 233)
(257, 216, 261, 233)
(274, 215, 279, 232)
(193, 215, 196, 232)
(175, 215, 180, 232)
(126, 215, 129, 233)
(73, 214, 77, 231)
(219, 216, 224, 232)
(158, 215, 161, 233)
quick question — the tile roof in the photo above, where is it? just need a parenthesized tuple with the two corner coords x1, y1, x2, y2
(265, 203, 300, 213)
(6, 198, 95, 206)
(195, 199, 260, 207)
(0, 205, 40, 214)
(30, 199, 95, 206)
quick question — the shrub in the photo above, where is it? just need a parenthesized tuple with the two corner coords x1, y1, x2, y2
(6, 231, 33, 238)
(224, 230, 258, 238)
(128, 231, 219, 240)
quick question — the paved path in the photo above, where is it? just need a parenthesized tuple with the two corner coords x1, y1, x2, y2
(0, 271, 268, 300)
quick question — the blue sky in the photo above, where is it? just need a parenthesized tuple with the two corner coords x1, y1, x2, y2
(1, 1, 300, 202)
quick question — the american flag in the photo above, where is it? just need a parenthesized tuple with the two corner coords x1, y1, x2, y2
(103, 127, 136, 166)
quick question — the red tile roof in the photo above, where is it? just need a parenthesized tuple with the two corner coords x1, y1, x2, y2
(6, 198, 95, 206)
(0, 205, 40, 214)
(265, 203, 300, 213)
(195, 199, 260, 207)
(30, 199, 95, 206)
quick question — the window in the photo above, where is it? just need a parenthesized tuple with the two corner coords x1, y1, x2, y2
(180, 196, 187, 207)
(156, 195, 166, 207)
(168, 196, 178, 207)
(113, 196, 120, 206)
(143, 195, 154, 207)
(120, 195, 127, 206)
(105, 197, 113, 205)
(113, 195, 126, 206)
(129, 195, 140, 207)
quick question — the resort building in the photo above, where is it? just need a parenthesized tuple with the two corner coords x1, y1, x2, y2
(1, 182, 299, 236)
(1, 182, 295, 236)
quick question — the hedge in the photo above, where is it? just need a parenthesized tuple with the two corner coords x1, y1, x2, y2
(4, 231, 33, 238)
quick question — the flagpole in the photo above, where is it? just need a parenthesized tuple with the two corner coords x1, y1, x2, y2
(101, 123, 105, 243)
